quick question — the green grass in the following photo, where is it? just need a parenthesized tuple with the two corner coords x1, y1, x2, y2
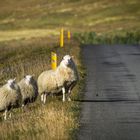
(74, 31, 140, 45)
(0, 0, 139, 34)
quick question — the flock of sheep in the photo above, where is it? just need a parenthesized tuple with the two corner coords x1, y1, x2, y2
(0, 55, 79, 120)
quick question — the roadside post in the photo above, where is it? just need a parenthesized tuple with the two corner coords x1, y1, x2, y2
(51, 52, 57, 70)
(67, 30, 71, 40)
(60, 28, 64, 47)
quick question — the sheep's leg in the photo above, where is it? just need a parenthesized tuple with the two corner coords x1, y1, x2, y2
(67, 82, 76, 101)
(43, 93, 48, 104)
(67, 89, 71, 101)
(4, 109, 8, 120)
(41, 94, 44, 102)
(43, 94, 46, 104)
(9, 112, 12, 119)
(22, 100, 26, 108)
(62, 87, 66, 102)
(21, 103, 25, 113)
(51, 93, 54, 98)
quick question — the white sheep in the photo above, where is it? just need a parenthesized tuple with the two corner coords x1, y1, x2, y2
(63, 55, 79, 101)
(37, 55, 79, 104)
(0, 78, 21, 120)
(18, 75, 38, 107)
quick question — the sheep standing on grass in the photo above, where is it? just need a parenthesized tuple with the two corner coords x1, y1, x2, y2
(37, 55, 79, 104)
(0, 79, 21, 120)
(63, 55, 79, 101)
(18, 75, 38, 107)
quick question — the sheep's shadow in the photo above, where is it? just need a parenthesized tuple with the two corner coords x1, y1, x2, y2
(74, 99, 138, 103)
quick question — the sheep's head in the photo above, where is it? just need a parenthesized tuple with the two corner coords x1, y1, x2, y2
(63, 55, 72, 61)
(24, 75, 33, 84)
(61, 55, 73, 67)
(7, 78, 16, 89)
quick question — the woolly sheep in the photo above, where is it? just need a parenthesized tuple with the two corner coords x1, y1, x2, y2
(18, 75, 38, 107)
(0, 78, 21, 120)
(37, 55, 79, 104)
(62, 55, 79, 101)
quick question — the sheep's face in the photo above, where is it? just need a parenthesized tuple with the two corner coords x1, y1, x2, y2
(25, 75, 33, 84)
(62, 55, 72, 67)
(63, 55, 71, 61)
(7, 78, 16, 89)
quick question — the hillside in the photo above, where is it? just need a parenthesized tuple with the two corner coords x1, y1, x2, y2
(0, 0, 139, 35)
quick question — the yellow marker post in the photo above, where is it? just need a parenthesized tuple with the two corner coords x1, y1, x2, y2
(60, 28, 64, 47)
(51, 52, 57, 70)
(67, 30, 71, 40)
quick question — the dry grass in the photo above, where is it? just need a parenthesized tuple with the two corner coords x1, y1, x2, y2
(0, 36, 83, 139)
(0, 101, 79, 140)
(0, 29, 59, 42)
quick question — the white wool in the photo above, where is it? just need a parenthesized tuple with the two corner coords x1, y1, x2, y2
(0, 79, 21, 112)
(18, 75, 38, 105)
(7, 79, 16, 90)
(63, 55, 71, 60)
(38, 55, 79, 97)
(25, 75, 32, 85)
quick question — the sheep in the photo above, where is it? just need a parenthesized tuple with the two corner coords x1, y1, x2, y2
(62, 55, 79, 101)
(0, 78, 21, 120)
(37, 55, 79, 104)
(18, 75, 38, 107)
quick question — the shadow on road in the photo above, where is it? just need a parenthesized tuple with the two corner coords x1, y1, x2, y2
(74, 99, 139, 103)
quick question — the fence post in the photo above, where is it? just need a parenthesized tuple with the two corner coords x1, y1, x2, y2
(67, 30, 71, 40)
(60, 28, 64, 47)
(51, 52, 57, 70)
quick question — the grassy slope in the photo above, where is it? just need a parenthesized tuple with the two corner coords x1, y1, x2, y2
(0, 0, 139, 42)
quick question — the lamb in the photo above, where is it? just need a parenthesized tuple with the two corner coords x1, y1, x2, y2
(37, 55, 79, 104)
(18, 75, 38, 107)
(0, 78, 21, 120)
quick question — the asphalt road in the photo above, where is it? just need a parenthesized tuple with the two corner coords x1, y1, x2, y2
(77, 45, 140, 140)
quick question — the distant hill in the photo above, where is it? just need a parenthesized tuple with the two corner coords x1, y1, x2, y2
(0, 0, 139, 33)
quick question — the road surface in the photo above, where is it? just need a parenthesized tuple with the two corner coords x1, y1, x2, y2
(77, 45, 140, 140)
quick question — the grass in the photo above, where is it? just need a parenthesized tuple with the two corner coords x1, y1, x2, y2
(0, 36, 85, 140)
(74, 31, 140, 45)
(0, 29, 59, 42)
(0, 0, 139, 34)
(0, 0, 139, 46)
(0, 101, 80, 140)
